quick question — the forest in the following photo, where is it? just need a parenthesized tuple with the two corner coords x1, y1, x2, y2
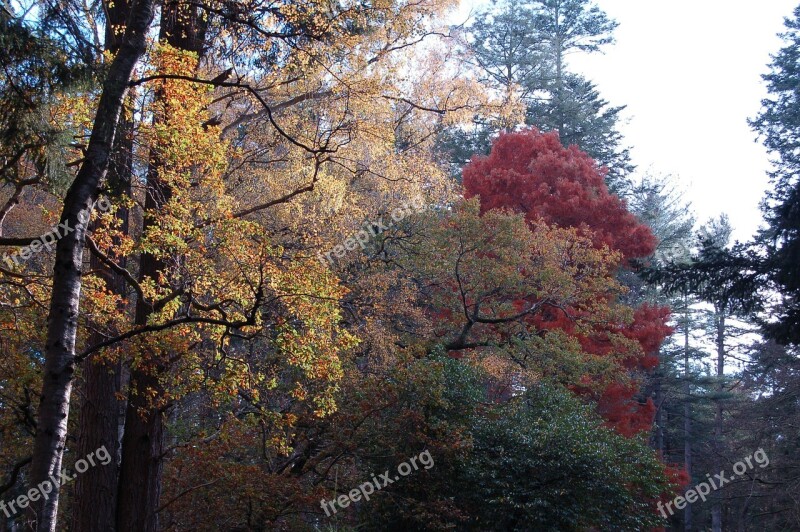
(0, 0, 799, 530)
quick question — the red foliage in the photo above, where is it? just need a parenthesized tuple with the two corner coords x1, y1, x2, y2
(594, 305, 670, 435)
(664, 464, 692, 491)
(463, 128, 657, 262)
(621, 305, 674, 372)
(596, 382, 657, 438)
(461, 129, 672, 437)
(650, 464, 691, 530)
(545, 304, 671, 435)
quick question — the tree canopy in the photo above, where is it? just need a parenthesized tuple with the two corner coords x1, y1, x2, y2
(1, 1, 798, 531)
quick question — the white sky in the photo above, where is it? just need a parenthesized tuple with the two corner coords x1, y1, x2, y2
(456, 0, 798, 242)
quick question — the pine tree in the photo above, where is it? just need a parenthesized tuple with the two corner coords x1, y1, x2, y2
(750, 5, 800, 345)
(442, 0, 632, 191)
(527, 73, 633, 192)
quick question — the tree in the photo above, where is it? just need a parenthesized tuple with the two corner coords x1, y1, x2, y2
(7, 1, 770, 530)
(0, 0, 95, 201)
(735, 340, 800, 530)
(526, 73, 633, 193)
(626, 176, 696, 525)
(463, 129, 654, 262)
(647, 216, 766, 531)
(70, 1, 137, 527)
(467, 1, 550, 103)
(0, 0, 483, 529)
(529, 0, 618, 73)
(461, 129, 670, 437)
(457, 384, 671, 531)
(331, 360, 675, 531)
(401, 198, 635, 361)
(443, 0, 632, 190)
(526, 0, 631, 189)
(24, 3, 156, 529)
(627, 173, 696, 268)
(698, 217, 736, 532)
(750, 4, 800, 345)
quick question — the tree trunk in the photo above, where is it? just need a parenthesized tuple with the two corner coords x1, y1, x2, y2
(115, 6, 208, 530)
(115, 193, 170, 531)
(115, 365, 166, 532)
(27, 2, 155, 530)
(652, 367, 664, 453)
(683, 293, 692, 531)
(711, 310, 726, 532)
(71, 350, 123, 532)
(554, 2, 565, 136)
(71, 100, 134, 532)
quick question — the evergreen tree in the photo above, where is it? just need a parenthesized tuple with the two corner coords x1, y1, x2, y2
(525, 0, 630, 190)
(648, 216, 763, 531)
(442, 0, 632, 191)
(0, 2, 94, 196)
(527, 73, 633, 192)
(468, 2, 551, 102)
(750, 4, 800, 344)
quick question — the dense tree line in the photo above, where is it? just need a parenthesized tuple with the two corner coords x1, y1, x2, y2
(643, 6, 800, 530)
(1, 0, 799, 531)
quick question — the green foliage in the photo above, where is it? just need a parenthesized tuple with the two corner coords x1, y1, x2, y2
(335, 351, 486, 531)
(457, 384, 670, 532)
(0, 3, 94, 191)
(750, 4, 800, 344)
(526, 73, 633, 193)
(349, 355, 671, 531)
(441, 0, 632, 191)
(468, 1, 551, 99)
(529, 0, 618, 53)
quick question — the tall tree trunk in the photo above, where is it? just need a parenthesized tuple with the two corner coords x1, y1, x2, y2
(711, 309, 726, 532)
(71, 13, 135, 529)
(26, 2, 155, 530)
(553, 2, 565, 136)
(115, 359, 166, 532)
(683, 294, 692, 532)
(115, 176, 171, 530)
(71, 100, 134, 531)
(115, 6, 208, 530)
(652, 365, 664, 454)
(71, 342, 123, 532)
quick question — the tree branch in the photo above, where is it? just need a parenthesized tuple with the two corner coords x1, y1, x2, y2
(0, 456, 32, 496)
(85, 235, 150, 307)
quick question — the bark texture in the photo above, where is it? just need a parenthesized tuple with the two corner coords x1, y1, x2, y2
(27, 2, 155, 530)
(116, 6, 208, 530)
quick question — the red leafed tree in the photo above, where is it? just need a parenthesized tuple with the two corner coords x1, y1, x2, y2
(463, 128, 656, 262)
(463, 128, 670, 436)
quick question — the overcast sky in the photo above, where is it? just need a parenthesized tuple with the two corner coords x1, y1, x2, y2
(457, 0, 798, 242)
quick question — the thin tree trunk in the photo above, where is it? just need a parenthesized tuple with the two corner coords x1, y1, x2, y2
(652, 366, 664, 453)
(683, 293, 692, 532)
(554, 2, 565, 136)
(711, 310, 725, 532)
(26, 2, 155, 530)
